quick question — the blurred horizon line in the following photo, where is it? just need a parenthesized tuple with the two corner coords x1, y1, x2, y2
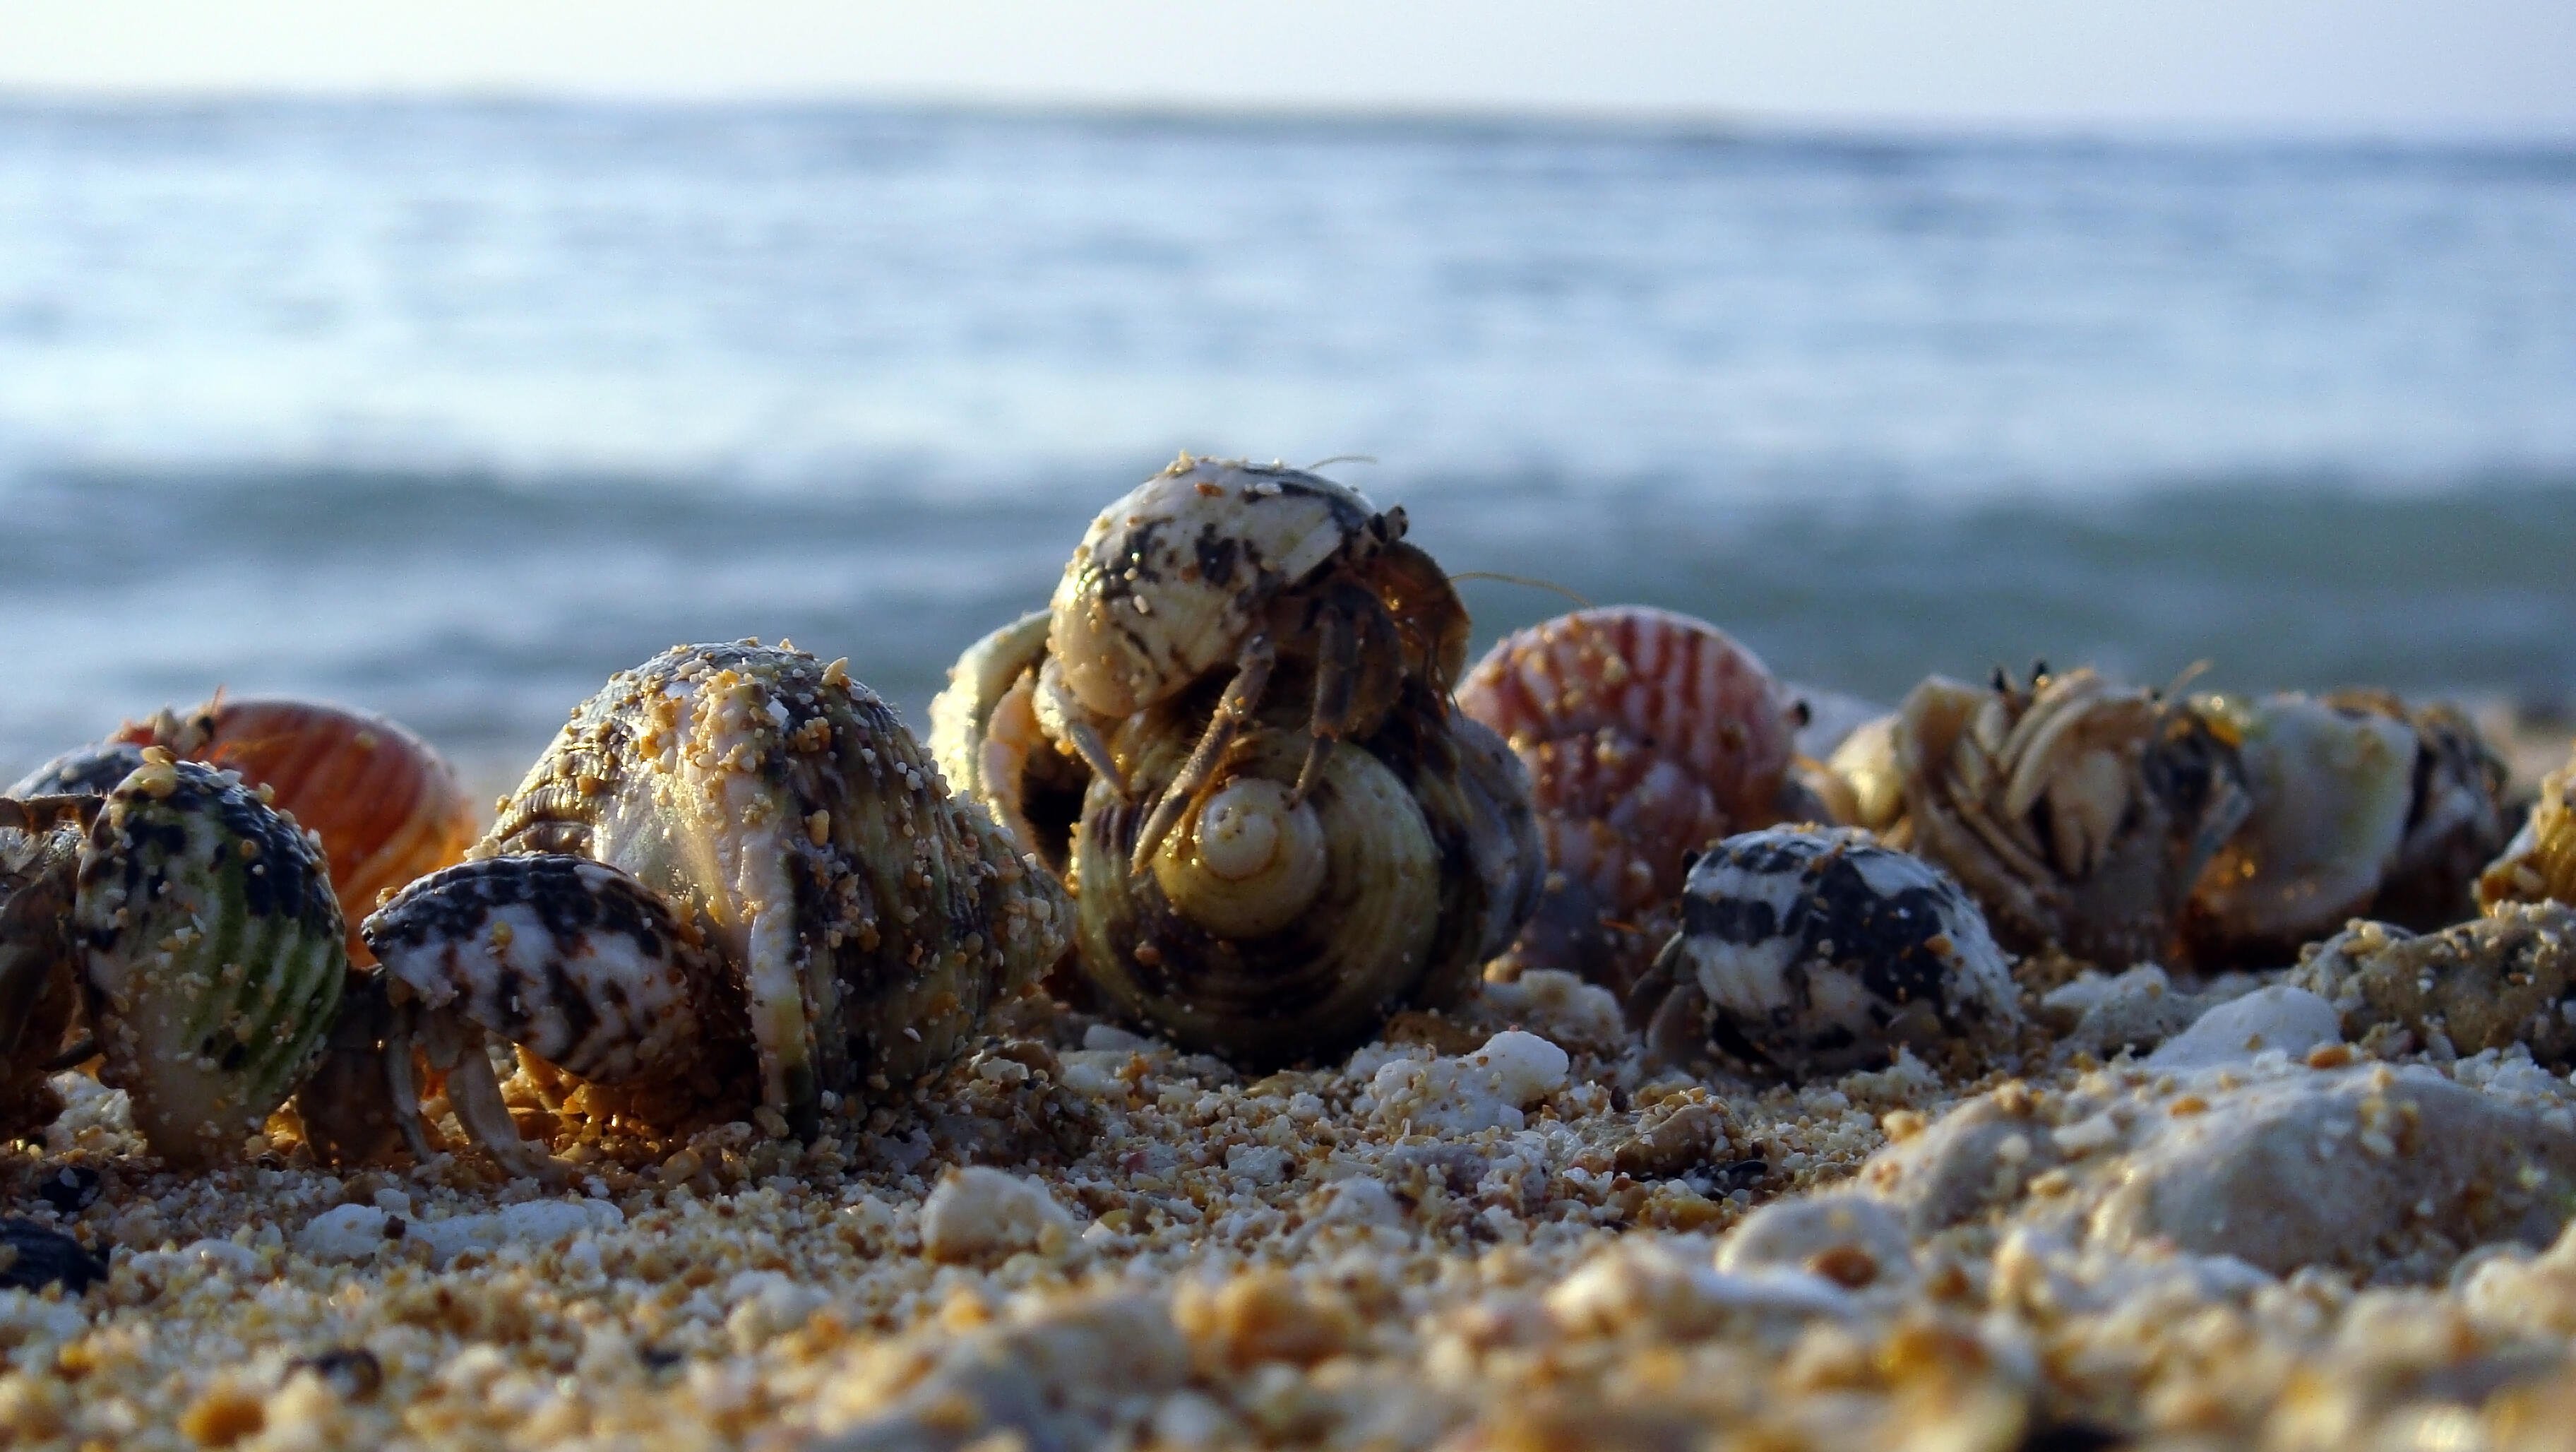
(1, 85, 2572, 155)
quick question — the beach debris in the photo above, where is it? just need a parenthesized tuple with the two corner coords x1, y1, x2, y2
(1630, 826, 2021, 1081)
(1455, 605, 1803, 995)
(0, 1218, 107, 1294)
(363, 642, 1068, 1180)
(2182, 690, 2506, 961)
(1887, 665, 2250, 968)
(1, 757, 347, 1166)
(934, 457, 1541, 1065)
(2291, 903, 2576, 1066)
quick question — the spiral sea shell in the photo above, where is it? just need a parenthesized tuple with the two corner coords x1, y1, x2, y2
(1455, 607, 1801, 995)
(365, 643, 1069, 1177)
(1631, 826, 2020, 1081)
(1071, 684, 1536, 1064)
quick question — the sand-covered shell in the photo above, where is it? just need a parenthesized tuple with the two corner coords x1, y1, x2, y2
(109, 697, 477, 958)
(2185, 691, 2507, 959)
(1893, 667, 2248, 968)
(368, 642, 1069, 1160)
(1633, 827, 2020, 1080)
(1072, 684, 1537, 1065)
(1456, 607, 1801, 994)
(71, 756, 348, 1165)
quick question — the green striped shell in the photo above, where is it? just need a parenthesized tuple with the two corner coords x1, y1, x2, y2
(73, 757, 347, 1165)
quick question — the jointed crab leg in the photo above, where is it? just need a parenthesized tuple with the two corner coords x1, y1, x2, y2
(1131, 633, 1276, 873)
(1037, 661, 1130, 800)
(395, 1002, 568, 1184)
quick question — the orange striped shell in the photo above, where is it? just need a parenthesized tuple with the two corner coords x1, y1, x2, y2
(114, 698, 477, 959)
(1456, 607, 1799, 992)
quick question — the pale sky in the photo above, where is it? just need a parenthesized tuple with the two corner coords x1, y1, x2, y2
(4, 0, 2573, 138)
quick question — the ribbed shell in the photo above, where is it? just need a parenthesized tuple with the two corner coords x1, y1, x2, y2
(1456, 606, 1799, 992)
(71, 758, 348, 1165)
(1642, 827, 2018, 1081)
(114, 698, 477, 958)
(478, 643, 1068, 1136)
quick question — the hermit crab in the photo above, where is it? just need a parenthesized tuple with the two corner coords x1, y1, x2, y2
(1888, 665, 2250, 968)
(2183, 689, 2506, 959)
(1455, 606, 1802, 996)
(1632, 826, 2020, 1081)
(364, 642, 1068, 1179)
(933, 457, 1542, 1064)
(0, 754, 348, 1164)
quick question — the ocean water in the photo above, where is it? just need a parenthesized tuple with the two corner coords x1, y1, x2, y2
(3, 99, 2573, 786)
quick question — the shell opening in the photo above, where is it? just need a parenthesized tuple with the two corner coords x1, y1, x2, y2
(1152, 777, 1327, 939)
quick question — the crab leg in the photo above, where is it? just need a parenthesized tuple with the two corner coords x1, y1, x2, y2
(1035, 660, 1130, 799)
(417, 1006, 567, 1184)
(382, 1003, 436, 1165)
(1131, 633, 1276, 873)
(1291, 597, 1360, 805)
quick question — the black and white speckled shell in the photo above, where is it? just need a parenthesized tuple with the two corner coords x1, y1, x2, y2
(1645, 826, 2019, 1080)
(365, 855, 717, 1084)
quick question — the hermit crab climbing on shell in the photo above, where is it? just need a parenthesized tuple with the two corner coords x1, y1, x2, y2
(364, 641, 1069, 1180)
(1455, 606, 1803, 996)
(933, 457, 1542, 1064)
(0, 754, 348, 1164)
(1888, 665, 2250, 968)
(1631, 826, 2021, 1081)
